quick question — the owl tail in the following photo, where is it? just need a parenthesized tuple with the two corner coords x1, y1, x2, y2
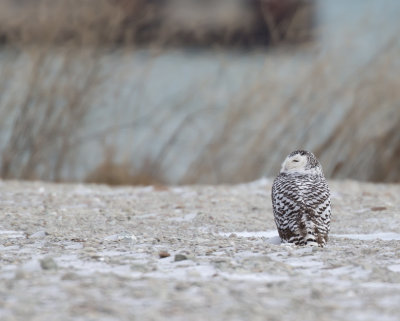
(298, 207, 325, 247)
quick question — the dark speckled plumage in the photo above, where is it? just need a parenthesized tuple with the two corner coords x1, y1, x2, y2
(271, 150, 331, 247)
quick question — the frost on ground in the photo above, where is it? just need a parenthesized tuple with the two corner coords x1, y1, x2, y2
(0, 179, 400, 321)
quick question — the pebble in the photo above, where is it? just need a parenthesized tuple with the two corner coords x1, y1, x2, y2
(61, 272, 80, 281)
(14, 269, 28, 280)
(104, 234, 137, 242)
(159, 251, 171, 258)
(131, 263, 149, 272)
(30, 230, 48, 239)
(21, 259, 41, 273)
(174, 254, 188, 262)
(40, 257, 58, 270)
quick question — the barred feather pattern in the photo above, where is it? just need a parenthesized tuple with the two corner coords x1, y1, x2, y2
(272, 163, 331, 247)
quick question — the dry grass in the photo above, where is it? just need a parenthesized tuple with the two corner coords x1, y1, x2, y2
(0, 48, 101, 181)
(0, 0, 127, 46)
(180, 38, 400, 184)
(0, 0, 313, 47)
(84, 147, 165, 186)
(0, 1, 398, 185)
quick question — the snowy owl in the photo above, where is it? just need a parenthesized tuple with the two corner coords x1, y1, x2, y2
(271, 150, 331, 247)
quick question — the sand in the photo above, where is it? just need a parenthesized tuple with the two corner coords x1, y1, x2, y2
(0, 178, 399, 321)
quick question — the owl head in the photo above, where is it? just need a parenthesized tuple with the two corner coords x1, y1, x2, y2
(280, 150, 323, 175)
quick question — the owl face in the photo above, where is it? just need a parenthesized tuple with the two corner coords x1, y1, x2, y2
(280, 150, 322, 175)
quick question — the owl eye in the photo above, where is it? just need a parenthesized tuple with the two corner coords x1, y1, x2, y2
(293, 159, 299, 162)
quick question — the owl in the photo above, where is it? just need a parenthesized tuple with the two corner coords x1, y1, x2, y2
(271, 150, 331, 247)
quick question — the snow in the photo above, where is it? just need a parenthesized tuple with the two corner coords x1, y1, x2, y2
(103, 233, 137, 242)
(219, 230, 281, 244)
(219, 230, 277, 238)
(0, 230, 25, 239)
(332, 232, 400, 241)
(29, 230, 48, 239)
(218, 272, 288, 283)
(168, 212, 198, 222)
(267, 236, 282, 245)
(388, 265, 400, 273)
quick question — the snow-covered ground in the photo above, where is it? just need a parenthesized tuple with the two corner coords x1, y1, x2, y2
(0, 179, 399, 320)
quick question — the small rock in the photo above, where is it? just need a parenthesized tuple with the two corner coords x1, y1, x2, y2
(104, 234, 123, 242)
(311, 246, 321, 253)
(61, 272, 80, 281)
(159, 250, 170, 259)
(30, 230, 48, 239)
(14, 269, 28, 280)
(174, 254, 187, 262)
(65, 243, 83, 250)
(131, 264, 149, 272)
(175, 282, 189, 291)
(83, 247, 97, 252)
(91, 254, 104, 260)
(370, 206, 387, 211)
(40, 257, 58, 270)
(104, 234, 137, 243)
(311, 288, 322, 299)
(71, 238, 86, 242)
(186, 270, 201, 278)
(21, 259, 41, 272)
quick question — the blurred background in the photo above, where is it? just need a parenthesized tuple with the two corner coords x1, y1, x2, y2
(0, 0, 399, 185)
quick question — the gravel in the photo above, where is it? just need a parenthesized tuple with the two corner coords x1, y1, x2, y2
(0, 178, 399, 321)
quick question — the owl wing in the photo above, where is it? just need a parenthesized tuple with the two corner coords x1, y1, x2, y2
(294, 176, 331, 245)
(272, 174, 304, 243)
(300, 176, 331, 233)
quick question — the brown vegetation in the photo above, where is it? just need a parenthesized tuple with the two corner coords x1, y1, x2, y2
(0, 48, 100, 181)
(0, 1, 398, 185)
(180, 38, 400, 184)
(0, 0, 314, 47)
(85, 148, 164, 186)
